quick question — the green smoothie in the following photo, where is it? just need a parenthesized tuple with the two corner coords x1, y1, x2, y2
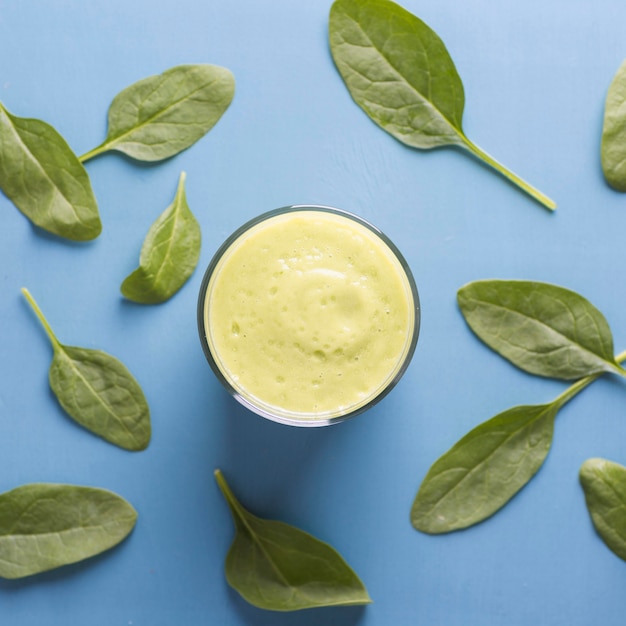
(200, 207, 418, 424)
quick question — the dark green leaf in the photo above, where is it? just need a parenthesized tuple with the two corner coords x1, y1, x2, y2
(81, 64, 235, 162)
(0, 102, 101, 240)
(214, 469, 371, 611)
(0, 483, 136, 579)
(411, 402, 558, 533)
(121, 171, 201, 304)
(580, 458, 626, 561)
(328, 0, 555, 209)
(22, 288, 151, 451)
(457, 280, 623, 380)
(601, 60, 626, 191)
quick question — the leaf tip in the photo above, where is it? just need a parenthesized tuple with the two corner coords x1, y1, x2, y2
(20, 287, 41, 320)
(214, 468, 227, 493)
(129, 433, 151, 452)
(580, 457, 606, 479)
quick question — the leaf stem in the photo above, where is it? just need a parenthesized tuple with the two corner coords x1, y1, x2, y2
(553, 348, 626, 409)
(461, 137, 556, 211)
(79, 143, 108, 163)
(175, 170, 187, 206)
(21, 288, 61, 349)
(214, 469, 246, 520)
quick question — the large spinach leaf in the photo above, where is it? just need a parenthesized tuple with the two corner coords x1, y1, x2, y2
(215, 469, 371, 611)
(81, 64, 235, 162)
(0, 483, 136, 579)
(0, 102, 101, 240)
(329, 0, 555, 209)
(457, 280, 624, 380)
(22, 288, 151, 451)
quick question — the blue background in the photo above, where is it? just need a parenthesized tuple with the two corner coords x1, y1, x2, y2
(1, 0, 626, 624)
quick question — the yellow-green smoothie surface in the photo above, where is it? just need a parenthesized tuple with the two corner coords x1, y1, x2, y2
(202, 209, 417, 422)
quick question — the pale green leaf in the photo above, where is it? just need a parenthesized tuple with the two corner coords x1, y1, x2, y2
(411, 402, 557, 533)
(82, 64, 235, 162)
(22, 288, 151, 451)
(215, 469, 371, 611)
(0, 102, 101, 240)
(457, 280, 623, 380)
(328, 0, 554, 209)
(121, 171, 200, 304)
(330, 0, 464, 149)
(601, 60, 626, 191)
(580, 458, 626, 562)
(50, 345, 151, 450)
(0, 483, 136, 579)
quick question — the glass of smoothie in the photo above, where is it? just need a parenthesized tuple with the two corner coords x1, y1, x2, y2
(197, 205, 420, 426)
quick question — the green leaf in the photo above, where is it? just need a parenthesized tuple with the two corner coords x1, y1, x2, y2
(601, 60, 626, 191)
(457, 280, 623, 380)
(411, 402, 558, 534)
(81, 64, 235, 162)
(214, 469, 372, 611)
(0, 483, 136, 579)
(0, 102, 101, 240)
(328, 0, 555, 210)
(121, 171, 201, 304)
(22, 288, 151, 451)
(580, 458, 626, 562)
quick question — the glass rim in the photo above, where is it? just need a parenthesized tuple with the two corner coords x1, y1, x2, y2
(197, 204, 421, 427)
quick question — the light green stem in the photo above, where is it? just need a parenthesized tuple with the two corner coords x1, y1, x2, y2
(79, 143, 108, 163)
(21, 287, 61, 349)
(462, 137, 556, 211)
(175, 170, 187, 202)
(214, 469, 246, 520)
(553, 349, 626, 409)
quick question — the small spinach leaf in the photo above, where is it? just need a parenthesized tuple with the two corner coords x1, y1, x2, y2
(601, 60, 626, 191)
(121, 171, 201, 304)
(0, 102, 101, 240)
(214, 469, 372, 611)
(580, 458, 626, 562)
(411, 402, 558, 533)
(329, 0, 555, 210)
(457, 280, 624, 380)
(81, 64, 235, 162)
(22, 288, 151, 451)
(0, 483, 136, 579)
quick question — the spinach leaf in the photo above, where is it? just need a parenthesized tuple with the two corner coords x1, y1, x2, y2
(601, 60, 626, 191)
(121, 171, 200, 304)
(457, 280, 624, 380)
(81, 64, 235, 163)
(411, 402, 558, 533)
(580, 458, 626, 562)
(412, 363, 601, 533)
(214, 469, 372, 611)
(0, 483, 136, 579)
(0, 102, 101, 240)
(329, 0, 555, 210)
(22, 288, 151, 451)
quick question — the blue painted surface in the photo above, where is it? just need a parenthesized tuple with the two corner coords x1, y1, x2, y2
(1, 0, 626, 623)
